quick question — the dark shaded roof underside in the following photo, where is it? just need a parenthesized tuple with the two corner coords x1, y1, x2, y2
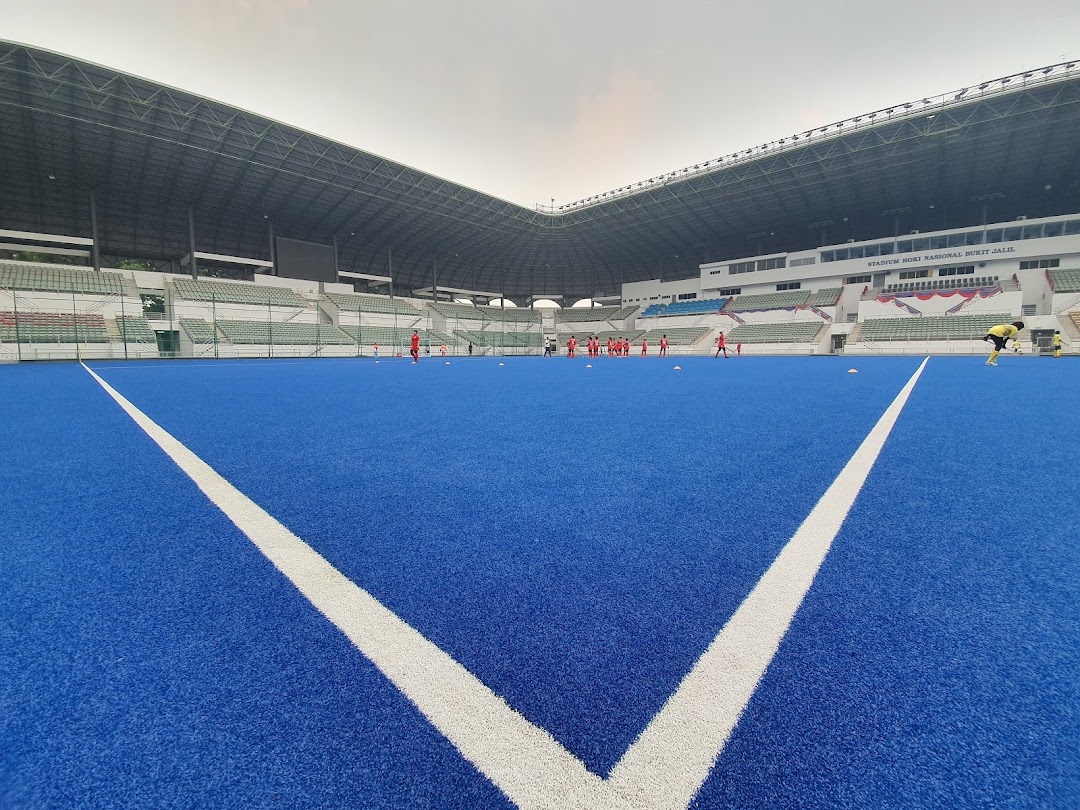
(2, 41, 1080, 298)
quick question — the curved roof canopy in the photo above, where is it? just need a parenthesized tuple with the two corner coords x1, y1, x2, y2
(2, 41, 1079, 299)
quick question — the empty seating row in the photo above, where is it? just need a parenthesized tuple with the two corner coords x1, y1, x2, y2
(557, 306, 621, 322)
(638, 327, 712, 345)
(639, 304, 667, 317)
(1049, 268, 1080, 293)
(179, 318, 218, 343)
(216, 320, 353, 345)
(430, 302, 488, 320)
(338, 325, 461, 347)
(883, 276, 999, 294)
(173, 278, 308, 307)
(478, 306, 541, 323)
(506, 332, 544, 348)
(858, 313, 1012, 342)
(473, 330, 542, 348)
(0, 311, 110, 343)
(805, 287, 842, 307)
(115, 315, 156, 343)
(454, 329, 496, 347)
(426, 329, 461, 346)
(655, 298, 730, 317)
(0, 263, 126, 295)
(339, 325, 415, 345)
(725, 290, 810, 313)
(452, 328, 541, 347)
(325, 292, 420, 315)
(727, 321, 824, 344)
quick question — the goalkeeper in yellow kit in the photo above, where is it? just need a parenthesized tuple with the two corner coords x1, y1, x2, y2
(982, 321, 1024, 366)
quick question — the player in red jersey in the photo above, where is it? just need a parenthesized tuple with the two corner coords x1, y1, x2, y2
(659, 334, 668, 357)
(607, 337, 614, 357)
(715, 331, 728, 358)
(410, 330, 420, 363)
(567, 335, 577, 358)
(640, 337, 648, 357)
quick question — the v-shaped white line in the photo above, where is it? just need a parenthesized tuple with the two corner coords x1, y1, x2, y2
(83, 358, 928, 809)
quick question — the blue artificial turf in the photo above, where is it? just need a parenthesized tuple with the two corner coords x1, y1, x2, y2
(2, 355, 1076, 807)
(78, 355, 923, 775)
(694, 357, 1080, 808)
(0, 363, 509, 809)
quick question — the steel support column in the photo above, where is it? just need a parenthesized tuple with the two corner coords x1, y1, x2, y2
(267, 220, 275, 275)
(187, 206, 198, 279)
(89, 190, 101, 273)
(388, 246, 394, 298)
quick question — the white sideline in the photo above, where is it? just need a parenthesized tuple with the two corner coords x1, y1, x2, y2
(606, 355, 929, 807)
(82, 357, 929, 810)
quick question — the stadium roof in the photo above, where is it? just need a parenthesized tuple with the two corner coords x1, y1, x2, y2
(2, 40, 1080, 300)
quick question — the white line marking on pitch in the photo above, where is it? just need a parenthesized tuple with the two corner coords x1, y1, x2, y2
(82, 357, 929, 810)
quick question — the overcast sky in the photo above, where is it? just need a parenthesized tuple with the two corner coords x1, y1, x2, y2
(3, 0, 1078, 208)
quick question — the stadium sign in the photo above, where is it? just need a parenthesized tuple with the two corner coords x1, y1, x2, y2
(864, 245, 1016, 269)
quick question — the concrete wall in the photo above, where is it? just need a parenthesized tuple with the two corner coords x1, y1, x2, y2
(859, 291, 1022, 319)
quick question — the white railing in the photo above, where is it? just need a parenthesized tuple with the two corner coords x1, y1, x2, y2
(1052, 292, 1080, 313)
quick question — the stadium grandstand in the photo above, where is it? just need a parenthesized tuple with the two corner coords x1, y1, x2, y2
(3, 28, 1080, 810)
(2, 41, 1080, 360)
